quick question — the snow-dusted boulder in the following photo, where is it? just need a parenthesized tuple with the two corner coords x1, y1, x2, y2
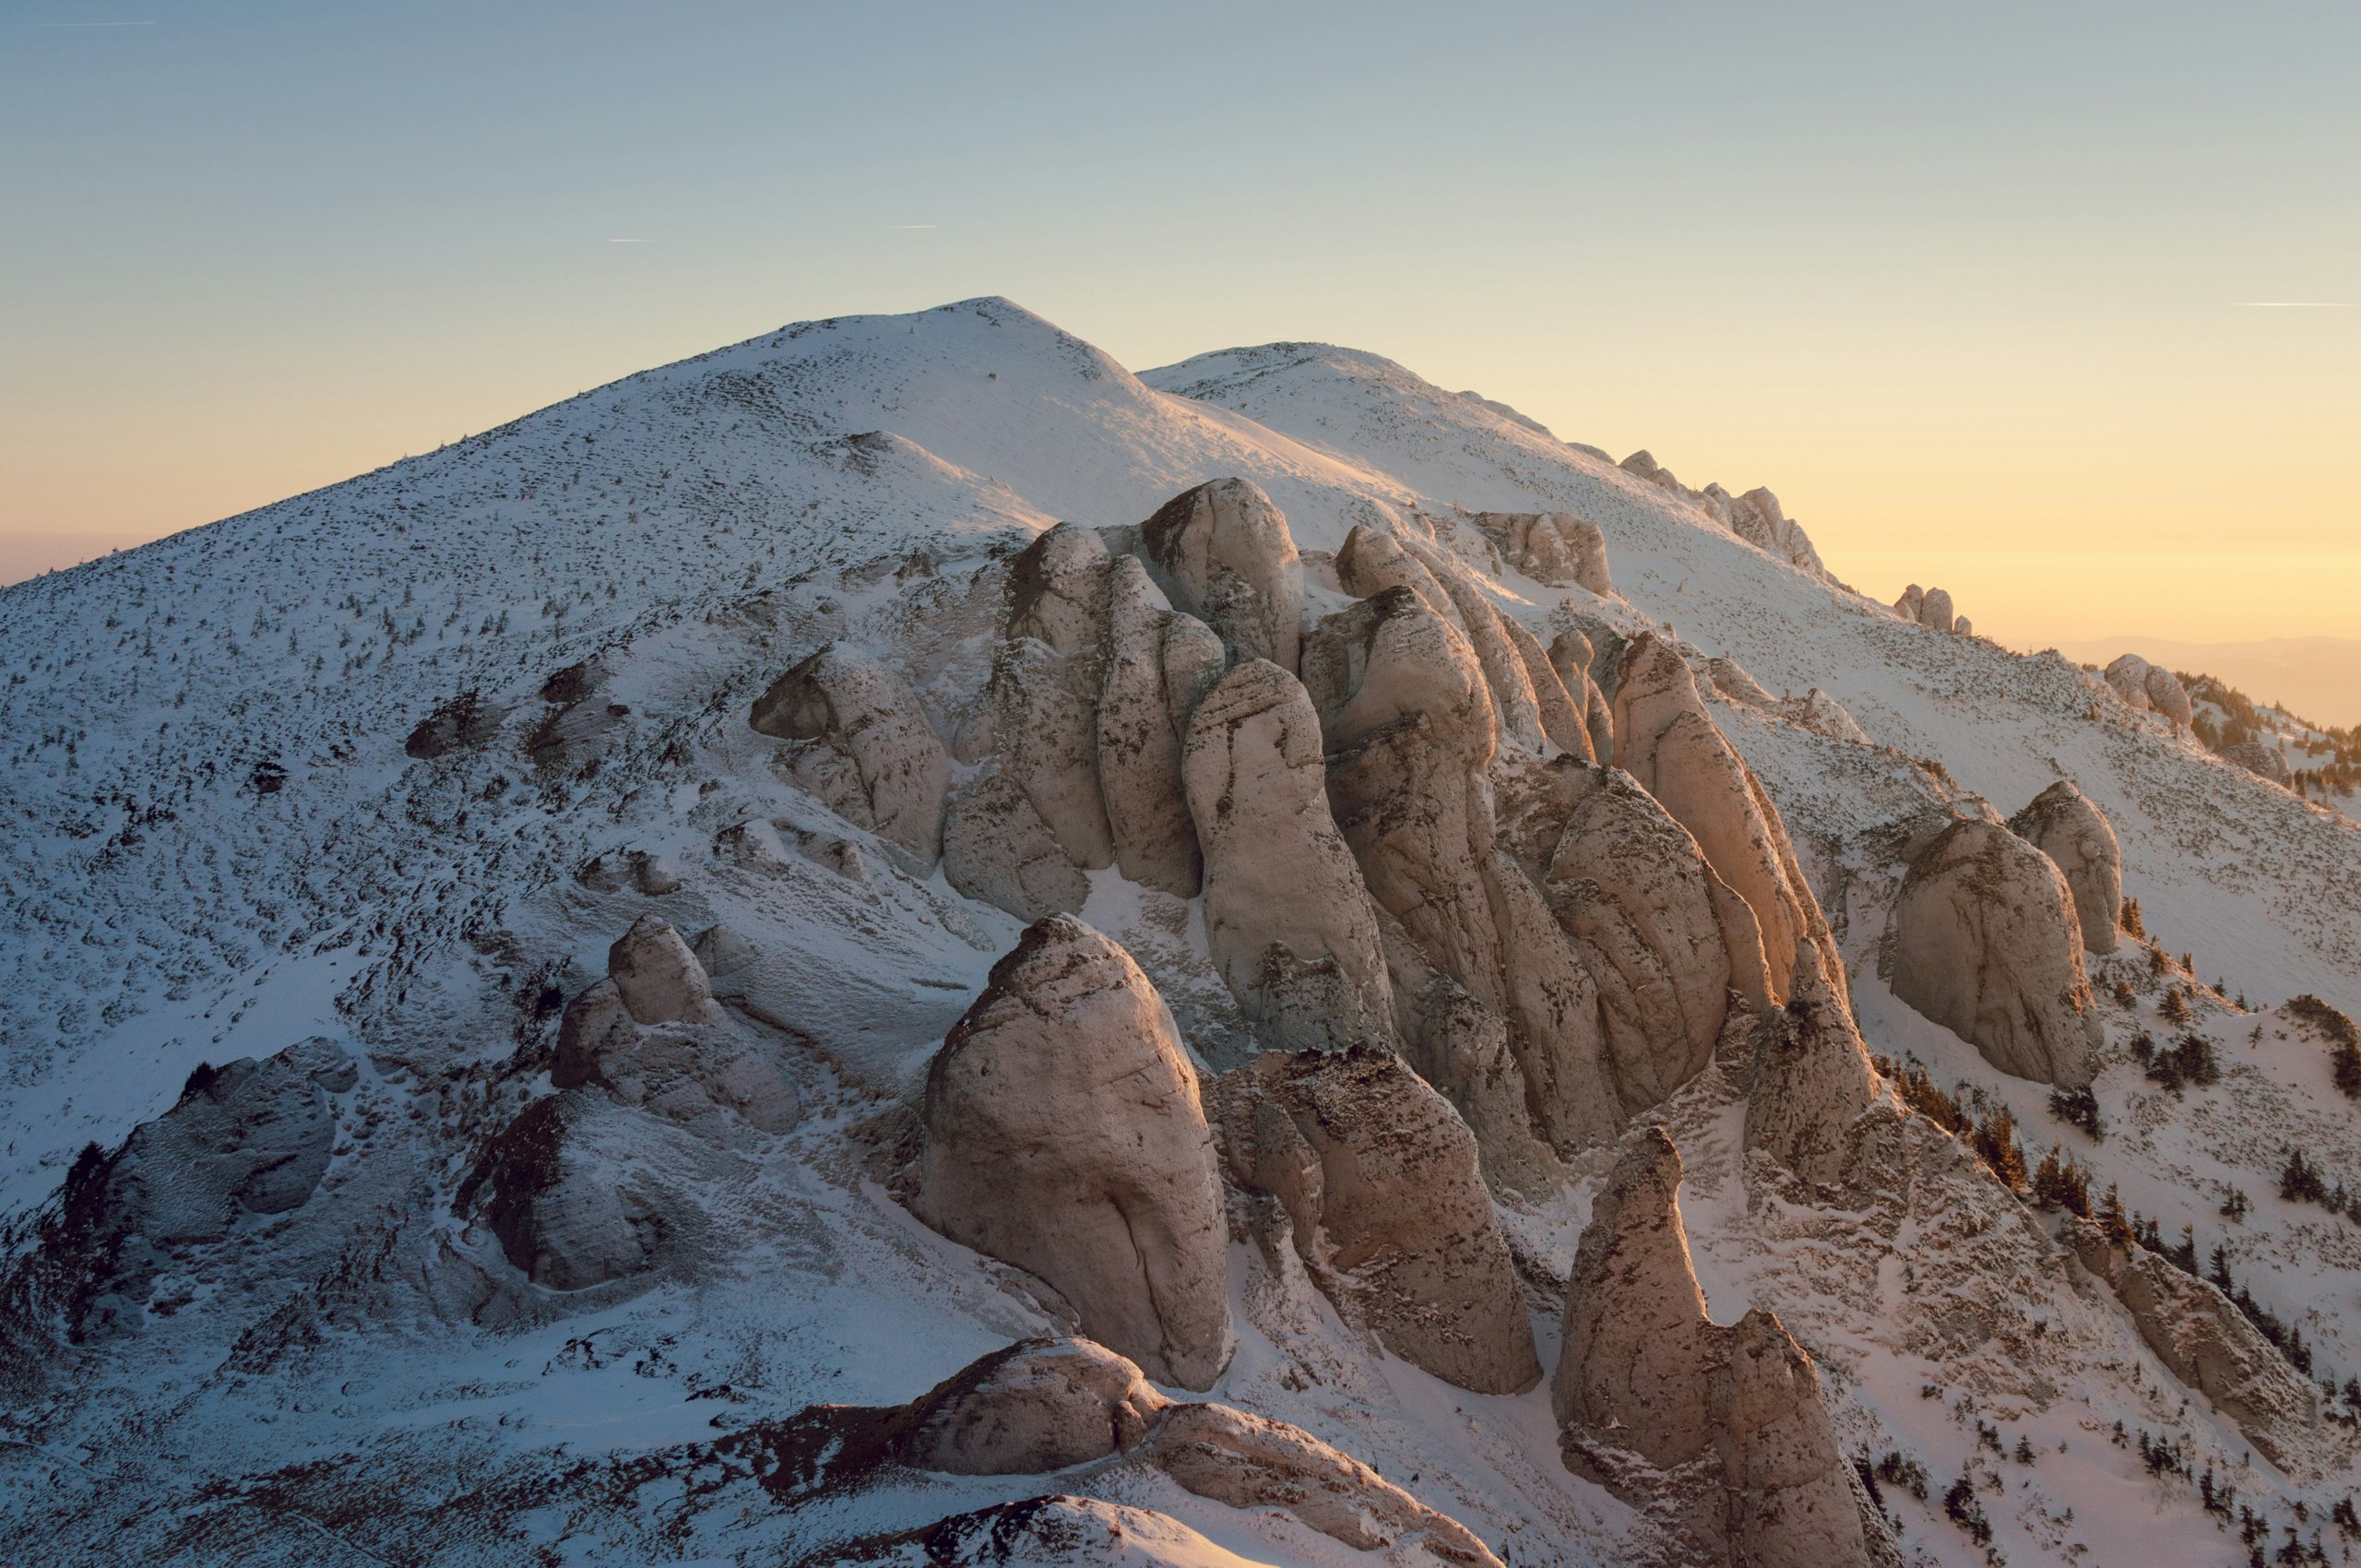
(2223, 739, 2294, 786)
(749, 645, 949, 871)
(1399, 535, 1546, 751)
(914, 916, 1232, 1390)
(981, 633, 1116, 872)
(2104, 652, 2193, 725)
(1611, 633, 1839, 1005)
(1209, 1045, 1541, 1394)
(2064, 1220, 2317, 1467)
(1918, 587, 1955, 632)
(1774, 687, 1872, 745)
(1887, 818, 2098, 1087)
(1180, 659, 1394, 1053)
(1705, 656, 1776, 708)
(896, 1337, 1173, 1475)
(1555, 1128, 1878, 1568)
(1138, 478, 1301, 673)
(2009, 780, 2124, 955)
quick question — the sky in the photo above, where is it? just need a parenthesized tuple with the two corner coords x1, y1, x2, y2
(2, 0, 2355, 655)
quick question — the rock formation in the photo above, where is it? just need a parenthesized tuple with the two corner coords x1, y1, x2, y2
(1548, 628, 1616, 763)
(1555, 1129, 1878, 1568)
(2104, 652, 2193, 726)
(942, 772, 1093, 921)
(2009, 780, 2124, 954)
(1887, 818, 2098, 1087)
(1467, 510, 1614, 595)
(1095, 555, 1223, 895)
(1610, 633, 1840, 1005)
(1743, 943, 1883, 1191)
(2224, 739, 2294, 787)
(1704, 656, 1776, 708)
(551, 916, 801, 1134)
(1208, 1045, 1540, 1394)
(1893, 583, 1970, 635)
(50, 1042, 345, 1335)
(1180, 659, 1394, 1053)
(2064, 1219, 2317, 1467)
(1139, 478, 1301, 673)
(749, 644, 949, 870)
(913, 916, 1232, 1389)
(1774, 687, 1871, 745)
(753, 1336, 1503, 1566)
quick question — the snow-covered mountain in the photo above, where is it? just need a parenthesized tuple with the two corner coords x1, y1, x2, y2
(4, 297, 2358, 1567)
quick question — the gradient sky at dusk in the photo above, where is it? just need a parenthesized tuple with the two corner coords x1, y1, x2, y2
(3, 1, 2355, 648)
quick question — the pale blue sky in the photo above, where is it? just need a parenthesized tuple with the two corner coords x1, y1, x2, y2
(3, 2, 2355, 641)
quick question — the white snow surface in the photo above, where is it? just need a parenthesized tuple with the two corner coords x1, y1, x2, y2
(3, 297, 2359, 1565)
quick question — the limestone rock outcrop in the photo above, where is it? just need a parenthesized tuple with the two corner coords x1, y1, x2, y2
(2009, 780, 2123, 954)
(1095, 555, 1223, 895)
(1610, 633, 1840, 1005)
(1743, 943, 1883, 1190)
(1704, 656, 1776, 708)
(51, 1042, 343, 1334)
(753, 1336, 1503, 1566)
(2064, 1220, 2317, 1467)
(2104, 652, 2193, 726)
(750, 645, 949, 870)
(1887, 818, 2098, 1087)
(1139, 478, 1301, 673)
(1555, 1129, 1878, 1568)
(1774, 687, 1872, 745)
(1381, 915, 1561, 1196)
(1331, 524, 1546, 751)
(1467, 511, 1614, 595)
(1180, 659, 1394, 1053)
(913, 916, 1232, 1389)
(1208, 1045, 1541, 1394)
(1548, 628, 1616, 764)
(942, 772, 1093, 921)
(552, 916, 801, 1134)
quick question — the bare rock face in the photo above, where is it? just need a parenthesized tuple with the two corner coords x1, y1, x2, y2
(749, 645, 950, 871)
(1887, 818, 2098, 1087)
(942, 771, 1092, 922)
(1726, 487, 1831, 578)
(984, 633, 1117, 872)
(1209, 1045, 1540, 1394)
(2009, 780, 2123, 955)
(2064, 1220, 2317, 1467)
(1139, 478, 1301, 673)
(1381, 913, 1561, 1196)
(1744, 943, 1881, 1191)
(1894, 584, 1924, 623)
(1468, 511, 1614, 595)
(914, 916, 1232, 1389)
(1501, 610, 1596, 761)
(605, 914, 726, 1027)
(1548, 629, 1616, 764)
(1556, 1129, 1877, 1568)
(1540, 764, 1750, 1111)
(1180, 659, 1394, 1053)
(1918, 587, 1956, 633)
(1399, 536, 1547, 752)
(1611, 633, 1838, 1005)
(1096, 555, 1221, 896)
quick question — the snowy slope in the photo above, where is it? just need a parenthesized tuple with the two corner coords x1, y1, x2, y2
(3, 298, 2359, 1567)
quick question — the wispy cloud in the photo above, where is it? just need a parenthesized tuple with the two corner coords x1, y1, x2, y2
(605, 238, 651, 244)
(892, 223, 938, 230)
(2238, 301, 2354, 308)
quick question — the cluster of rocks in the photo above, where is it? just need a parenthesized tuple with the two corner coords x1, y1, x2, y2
(2223, 738, 2294, 787)
(1617, 452, 1832, 580)
(1892, 583, 1971, 637)
(735, 1335, 1503, 1566)
(2103, 652, 2193, 726)
(2007, 780, 2123, 955)
(461, 915, 801, 1292)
